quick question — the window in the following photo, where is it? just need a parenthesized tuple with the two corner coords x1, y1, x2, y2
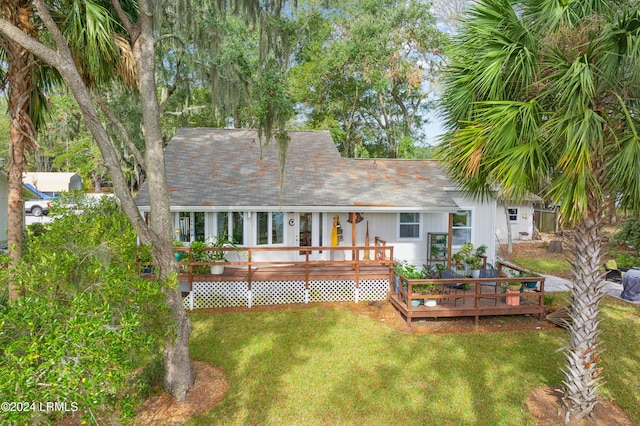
(507, 208, 519, 224)
(399, 212, 421, 239)
(176, 212, 206, 243)
(216, 212, 245, 245)
(451, 210, 472, 246)
(257, 212, 284, 245)
(178, 212, 191, 243)
(194, 212, 205, 241)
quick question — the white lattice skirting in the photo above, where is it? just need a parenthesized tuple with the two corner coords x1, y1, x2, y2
(183, 278, 389, 310)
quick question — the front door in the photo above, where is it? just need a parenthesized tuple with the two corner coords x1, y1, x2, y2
(296, 212, 325, 261)
(297, 212, 313, 260)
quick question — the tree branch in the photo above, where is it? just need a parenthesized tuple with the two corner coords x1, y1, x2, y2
(0, 0, 154, 244)
(0, 19, 60, 69)
(110, 0, 139, 42)
(92, 93, 146, 169)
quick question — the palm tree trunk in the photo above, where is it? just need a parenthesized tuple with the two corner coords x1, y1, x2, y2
(562, 200, 606, 422)
(5, 34, 36, 300)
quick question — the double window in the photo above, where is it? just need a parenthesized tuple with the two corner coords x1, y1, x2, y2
(507, 208, 519, 224)
(398, 213, 421, 239)
(177, 212, 205, 243)
(216, 212, 245, 244)
(257, 212, 284, 245)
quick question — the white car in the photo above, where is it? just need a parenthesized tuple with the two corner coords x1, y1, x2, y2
(25, 199, 51, 217)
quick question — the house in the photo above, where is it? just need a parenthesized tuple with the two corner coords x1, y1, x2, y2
(495, 193, 542, 243)
(134, 128, 542, 311)
(23, 172, 82, 197)
(134, 128, 513, 264)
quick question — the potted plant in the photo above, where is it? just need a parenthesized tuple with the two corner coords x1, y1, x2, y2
(207, 235, 240, 274)
(173, 239, 185, 261)
(507, 282, 522, 291)
(190, 240, 212, 274)
(394, 261, 425, 306)
(505, 282, 521, 306)
(413, 282, 440, 307)
(454, 242, 487, 276)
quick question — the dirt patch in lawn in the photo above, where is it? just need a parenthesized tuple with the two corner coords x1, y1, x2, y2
(527, 387, 635, 426)
(135, 361, 229, 425)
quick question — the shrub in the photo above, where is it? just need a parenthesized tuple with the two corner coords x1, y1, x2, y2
(615, 219, 640, 254)
(0, 198, 168, 424)
(394, 261, 425, 279)
(615, 252, 640, 269)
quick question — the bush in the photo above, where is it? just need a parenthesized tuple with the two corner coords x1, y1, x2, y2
(615, 252, 640, 269)
(0, 198, 168, 424)
(394, 261, 425, 279)
(615, 219, 640, 254)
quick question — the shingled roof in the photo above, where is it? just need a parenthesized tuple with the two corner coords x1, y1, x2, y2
(134, 128, 459, 211)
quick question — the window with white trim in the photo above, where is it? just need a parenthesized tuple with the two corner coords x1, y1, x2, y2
(175, 212, 206, 243)
(216, 212, 245, 244)
(398, 212, 421, 239)
(257, 212, 284, 245)
(507, 207, 519, 224)
(451, 210, 472, 246)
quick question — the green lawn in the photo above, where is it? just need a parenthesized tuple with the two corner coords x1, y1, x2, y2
(509, 257, 571, 275)
(187, 297, 640, 425)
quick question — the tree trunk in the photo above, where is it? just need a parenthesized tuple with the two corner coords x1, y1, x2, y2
(134, 1, 194, 400)
(0, 0, 194, 400)
(4, 29, 36, 300)
(562, 200, 606, 422)
(93, 174, 102, 193)
(505, 206, 513, 254)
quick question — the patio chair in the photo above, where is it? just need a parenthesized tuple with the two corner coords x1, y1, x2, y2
(604, 260, 627, 284)
(479, 265, 499, 306)
(440, 269, 467, 306)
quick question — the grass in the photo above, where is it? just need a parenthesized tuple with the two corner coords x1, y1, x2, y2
(190, 298, 640, 425)
(187, 298, 640, 425)
(598, 297, 640, 415)
(509, 257, 571, 275)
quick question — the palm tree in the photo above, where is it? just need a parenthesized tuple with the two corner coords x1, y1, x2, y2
(436, 0, 640, 421)
(0, 1, 41, 300)
(0, 1, 130, 301)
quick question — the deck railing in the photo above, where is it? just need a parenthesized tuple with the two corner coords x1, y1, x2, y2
(171, 244, 395, 289)
(394, 261, 546, 324)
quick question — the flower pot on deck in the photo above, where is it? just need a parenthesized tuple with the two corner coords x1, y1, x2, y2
(411, 299, 423, 308)
(424, 298, 437, 307)
(506, 289, 520, 306)
(210, 264, 225, 275)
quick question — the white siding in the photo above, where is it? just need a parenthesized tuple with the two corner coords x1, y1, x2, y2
(452, 194, 498, 267)
(495, 202, 535, 243)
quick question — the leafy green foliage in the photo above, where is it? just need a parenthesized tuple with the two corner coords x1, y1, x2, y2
(290, 0, 447, 158)
(438, 0, 640, 419)
(614, 252, 640, 269)
(394, 260, 425, 279)
(615, 219, 640, 256)
(0, 198, 168, 424)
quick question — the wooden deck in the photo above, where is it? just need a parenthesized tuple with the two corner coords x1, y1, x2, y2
(179, 263, 393, 289)
(391, 274, 546, 326)
(142, 245, 547, 323)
